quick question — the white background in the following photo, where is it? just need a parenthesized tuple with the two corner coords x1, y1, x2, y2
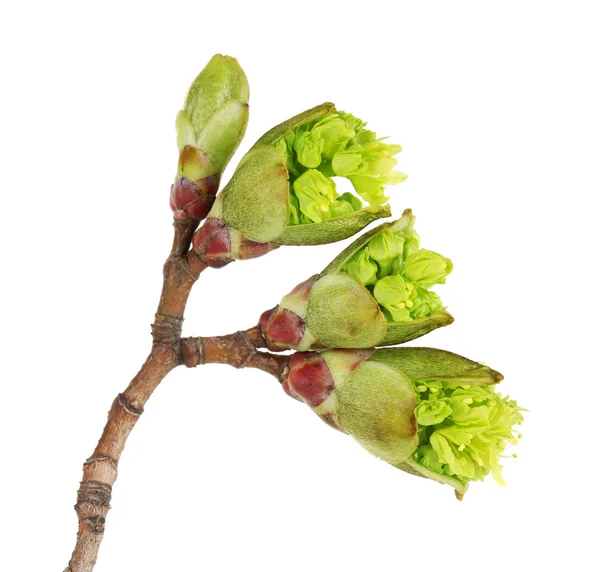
(1, 1, 599, 571)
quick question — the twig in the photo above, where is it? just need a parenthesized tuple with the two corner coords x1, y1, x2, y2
(65, 221, 202, 572)
(181, 331, 289, 379)
(65, 221, 287, 572)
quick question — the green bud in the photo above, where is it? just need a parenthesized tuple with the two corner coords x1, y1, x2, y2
(373, 275, 416, 322)
(171, 55, 249, 222)
(343, 247, 378, 286)
(283, 348, 524, 497)
(404, 249, 453, 288)
(196, 102, 402, 262)
(367, 229, 406, 277)
(176, 55, 249, 173)
(292, 169, 338, 223)
(182, 54, 249, 143)
(259, 210, 454, 350)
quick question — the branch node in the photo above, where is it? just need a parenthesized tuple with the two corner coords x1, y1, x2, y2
(77, 481, 112, 508)
(181, 337, 205, 367)
(84, 455, 118, 470)
(151, 313, 184, 346)
(230, 331, 257, 369)
(118, 393, 144, 416)
(84, 516, 106, 535)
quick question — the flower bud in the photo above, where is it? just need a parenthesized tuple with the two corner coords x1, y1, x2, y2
(192, 103, 404, 264)
(282, 347, 524, 496)
(259, 210, 454, 350)
(170, 55, 249, 222)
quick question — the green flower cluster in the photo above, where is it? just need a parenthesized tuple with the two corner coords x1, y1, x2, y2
(341, 223, 452, 323)
(412, 380, 525, 486)
(273, 112, 406, 225)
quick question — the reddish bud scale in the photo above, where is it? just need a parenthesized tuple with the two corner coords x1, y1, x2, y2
(192, 218, 234, 268)
(335, 349, 375, 372)
(260, 307, 305, 351)
(289, 275, 319, 299)
(259, 275, 317, 351)
(259, 307, 277, 334)
(284, 352, 335, 408)
(170, 174, 220, 221)
(236, 237, 278, 260)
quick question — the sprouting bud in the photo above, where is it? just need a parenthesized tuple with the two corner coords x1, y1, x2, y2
(170, 55, 249, 222)
(259, 210, 454, 350)
(282, 347, 524, 496)
(191, 103, 404, 266)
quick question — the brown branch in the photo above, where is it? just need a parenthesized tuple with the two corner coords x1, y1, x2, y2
(181, 331, 289, 381)
(66, 347, 179, 572)
(65, 237, 287, 571)
(170, 217, 200, 257)
(65, 226, 205, 572)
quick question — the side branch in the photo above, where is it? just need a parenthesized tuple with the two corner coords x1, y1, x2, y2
(181, 332, 289, 381)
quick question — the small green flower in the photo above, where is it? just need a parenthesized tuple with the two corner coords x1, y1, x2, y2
(414, 397, 453, 425)
(403, 249, 453, 288)
(274, 110, 406, 225)
(259, 210, 454, 350)
(291, 169, 338, 224)
(282, 347, 524, 497)
(373, 275, 417, 322)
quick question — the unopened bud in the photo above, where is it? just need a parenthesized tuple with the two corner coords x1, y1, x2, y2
(171, 55, 249, 222)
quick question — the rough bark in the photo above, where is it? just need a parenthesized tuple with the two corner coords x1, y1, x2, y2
(181, 331, 289, 379)
(65, 347, 179, 572)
